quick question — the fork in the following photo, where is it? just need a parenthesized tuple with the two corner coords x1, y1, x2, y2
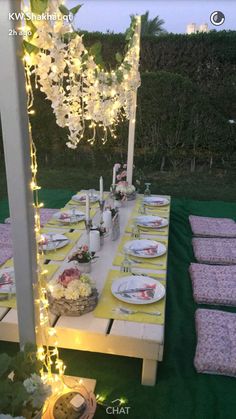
(126, 257, 165, 267)
(115, 307, 161, 316)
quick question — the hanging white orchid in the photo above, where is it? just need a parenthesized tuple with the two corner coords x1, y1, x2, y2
(22, 0, 141, 148)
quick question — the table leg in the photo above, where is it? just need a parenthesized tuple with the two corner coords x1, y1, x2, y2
(141, 359, 158, 386)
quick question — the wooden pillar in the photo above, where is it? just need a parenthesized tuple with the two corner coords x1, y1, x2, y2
(126, 17, 141, 185)
(0, 0, 38, 345)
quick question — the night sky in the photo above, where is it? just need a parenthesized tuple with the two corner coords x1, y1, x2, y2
(66, 0, 236, 33)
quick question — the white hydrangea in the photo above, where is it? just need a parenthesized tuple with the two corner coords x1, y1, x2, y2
(23, 373, 51, 409)
(50, 283, 65, 299)
(116, 184, 136, 195)
(78, 282, 91, 297)
(64, 286, 81, 300)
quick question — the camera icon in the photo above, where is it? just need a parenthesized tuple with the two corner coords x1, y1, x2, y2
(210, 11, 225, 26)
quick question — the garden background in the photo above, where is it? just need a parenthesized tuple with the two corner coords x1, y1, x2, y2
(0, 30, 236, 200)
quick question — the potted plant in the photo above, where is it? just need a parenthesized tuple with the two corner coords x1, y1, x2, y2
(68, 245, 97, 273)
(0, 344, 51, 419)
(47, 268, 98, 316)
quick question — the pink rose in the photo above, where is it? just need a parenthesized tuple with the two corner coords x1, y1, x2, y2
(82, 245, 89, 252)
(120, 170, 127, 179)
(59, 268, 81, 287)
(116, 174, 122, 181)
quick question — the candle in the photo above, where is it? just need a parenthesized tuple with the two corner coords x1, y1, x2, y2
(112, 164, 116, 186)
(99, 176, 103, 202)
(103, 209, 112, 231)
(89, 230, 100, 252)
(85, 194, 90, 221)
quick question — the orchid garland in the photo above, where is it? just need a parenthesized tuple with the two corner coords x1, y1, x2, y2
(22, 0, 141, 148)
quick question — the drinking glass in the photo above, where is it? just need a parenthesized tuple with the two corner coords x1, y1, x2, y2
(120, 250, 132, 273)
(144, 183, 151, 196)
(131, 221, 140, 239)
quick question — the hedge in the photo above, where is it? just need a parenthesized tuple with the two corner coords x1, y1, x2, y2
(0, 31, 235, 171)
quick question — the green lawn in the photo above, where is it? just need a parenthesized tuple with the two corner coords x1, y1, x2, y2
(1, 168, 236, 202)
(1, 197, 236, 419)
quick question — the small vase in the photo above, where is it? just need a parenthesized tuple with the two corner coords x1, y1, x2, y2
(100, 235, 104, 247)
(78, 261, 91, 273)
(114, 199, 121, 208)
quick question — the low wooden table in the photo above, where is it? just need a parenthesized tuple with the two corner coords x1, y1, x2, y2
(0, 195, 170, 386)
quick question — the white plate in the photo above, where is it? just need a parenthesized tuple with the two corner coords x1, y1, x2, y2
(0, 268, 15, 294)
(40, 234, 69, 251)
(123, 239, 166, 258)
(72, 194, 99, 204)
(136, 215, 168, 229)
(143, 196, 169, 207)
(53, 210, 85, 224)
(111, 275, 165, 304)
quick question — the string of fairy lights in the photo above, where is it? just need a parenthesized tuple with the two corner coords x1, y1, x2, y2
(21, 0, 141, 394)
(25, 57, 66, 384)
(22, 0, 141, 148)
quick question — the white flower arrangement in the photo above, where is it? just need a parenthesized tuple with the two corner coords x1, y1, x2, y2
(48, 268, 93, 300)
(116, 183, 136, 195)
(23, 1, 141, 148)
(23, 373, 52, 410)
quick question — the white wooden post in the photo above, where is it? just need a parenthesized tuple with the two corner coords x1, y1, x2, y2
(126, 17, 141, 185)
(0, 0, 38, 345)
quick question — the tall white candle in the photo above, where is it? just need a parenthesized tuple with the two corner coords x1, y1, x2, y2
(99, 176, 103, 202)
(85, 194, 90, 221)
(112, 165, 116, 186)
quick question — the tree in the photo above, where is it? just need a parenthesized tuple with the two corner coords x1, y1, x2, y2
(132, 11, 166, 36)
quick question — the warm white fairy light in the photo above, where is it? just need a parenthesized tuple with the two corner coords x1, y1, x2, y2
(22, 0, 141, 148)
(24, 52, 66, 385)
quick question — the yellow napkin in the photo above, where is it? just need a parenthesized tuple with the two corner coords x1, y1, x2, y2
(42, 230, 82, 261)
(93, 270, 166, 325)
(0, 264, 60, 309)
(113, 235, 168, 270)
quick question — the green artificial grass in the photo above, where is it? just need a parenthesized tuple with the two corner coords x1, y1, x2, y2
(0, 192, 236, 419)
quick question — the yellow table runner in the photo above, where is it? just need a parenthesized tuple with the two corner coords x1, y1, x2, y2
(113, 235, 168, 270)
(94, 270, 166, 325)
(42, 230, 82, 261)
(0, 264, 60, 309)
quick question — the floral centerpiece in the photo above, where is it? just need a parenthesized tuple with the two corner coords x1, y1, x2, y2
(47, 268, 98, 316)
(0, 344, 51, 419)
(113, 163, 136, 201)
(68, 245, 97, 273)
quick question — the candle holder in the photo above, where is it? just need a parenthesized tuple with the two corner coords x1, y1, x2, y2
(99, 199, 105, 224)
(84, 218, 93, 249)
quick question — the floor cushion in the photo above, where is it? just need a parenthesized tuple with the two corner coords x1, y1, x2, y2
(189, 263, 236, 306)
(189, 215, 236, 238)
(194, 309, 236, 377)
(4, 208, 59, 227)
(192, 237, 236, 265)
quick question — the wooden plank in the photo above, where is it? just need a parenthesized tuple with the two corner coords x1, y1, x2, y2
(110, 321, 164, 343)
(0, 307, 9, 320)
(47, 327, 160, 360)
(56, 312, 110, 334)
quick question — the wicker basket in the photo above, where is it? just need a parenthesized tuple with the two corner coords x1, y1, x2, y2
(48, 288, 98, 316)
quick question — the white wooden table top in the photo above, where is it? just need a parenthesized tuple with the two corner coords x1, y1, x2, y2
(0, 194, 170, 346)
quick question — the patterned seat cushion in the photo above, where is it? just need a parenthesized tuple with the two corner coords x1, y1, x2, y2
(192, 237, 236, 265)
(194, 309, 236, 377)
(189, 263, 236, 306)
(189, 215, 236, 238)
(4, 208, 58, 227)
(0, 244, 13, 266)
(0, 224, 12, 244)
